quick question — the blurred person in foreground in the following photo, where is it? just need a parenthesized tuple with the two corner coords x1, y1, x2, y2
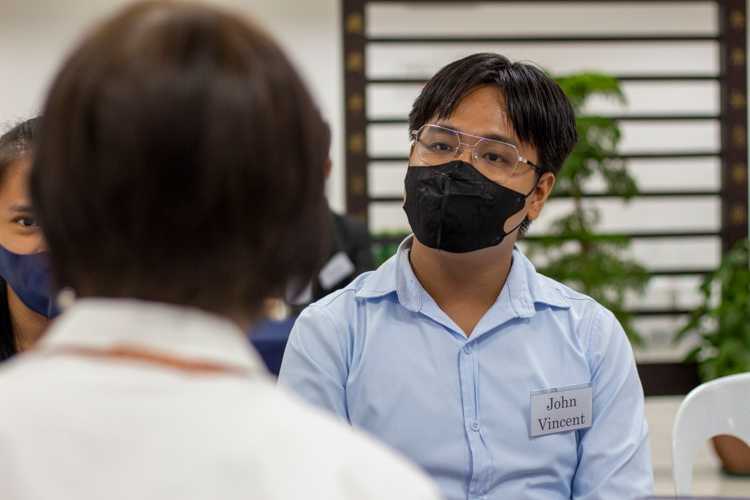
(279, 53, 654, 500)
(0, 118, 56, 360)
(0, 3, 443, 499)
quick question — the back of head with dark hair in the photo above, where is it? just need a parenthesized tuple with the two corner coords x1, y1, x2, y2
(321, 121, 332, 154)
(31, 1, 330, 321)
(0, 117, 41, 360)
(408, 53, 578, 235)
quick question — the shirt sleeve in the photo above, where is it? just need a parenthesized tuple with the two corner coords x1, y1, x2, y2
(278, 305, 350, 422)
(572, 308, 654, 499)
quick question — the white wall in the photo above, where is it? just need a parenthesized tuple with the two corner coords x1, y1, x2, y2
(0, 0, 346, 211)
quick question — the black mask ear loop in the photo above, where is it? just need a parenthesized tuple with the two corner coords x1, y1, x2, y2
(505, 172, 543, 236)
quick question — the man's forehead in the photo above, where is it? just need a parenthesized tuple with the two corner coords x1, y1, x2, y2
(436, 86, 520, 140)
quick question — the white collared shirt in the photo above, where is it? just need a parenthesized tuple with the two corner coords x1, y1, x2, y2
(0, 298, 443, 500)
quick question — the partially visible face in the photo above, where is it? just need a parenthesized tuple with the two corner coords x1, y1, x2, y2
(0, 156, 46, 255)
(410, 85, 539, 185)
(409, 84, 546, 233)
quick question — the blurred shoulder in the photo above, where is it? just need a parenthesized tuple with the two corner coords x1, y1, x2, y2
(267, 386, 444, 499)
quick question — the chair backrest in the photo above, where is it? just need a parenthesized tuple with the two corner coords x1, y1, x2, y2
(672, 372, 750, 494)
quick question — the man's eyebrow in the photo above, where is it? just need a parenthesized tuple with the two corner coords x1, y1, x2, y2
(9, 204, 33, 213)
(482, 132, 518, 146)
(436, 122, 519, 147)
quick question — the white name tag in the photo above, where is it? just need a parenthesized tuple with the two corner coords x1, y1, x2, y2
(319, 251, 356, 290)
(530, 383, 593, 437)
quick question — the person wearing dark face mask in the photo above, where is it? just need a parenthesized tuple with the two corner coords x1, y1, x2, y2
(0, 118, 56, 361)
(279, 53, 654, 500)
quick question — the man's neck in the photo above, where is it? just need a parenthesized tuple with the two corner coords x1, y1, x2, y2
(7, 284, 48, 351)
(408, 237, 516, 336)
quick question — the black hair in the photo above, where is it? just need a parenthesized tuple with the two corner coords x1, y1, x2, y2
(0, 117, 41, 361)
(408, 53, 578, 235)
(321, 121, 331, 152)
(31, 1, 330, 321)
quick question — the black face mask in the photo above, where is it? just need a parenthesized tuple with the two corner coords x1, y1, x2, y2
(403, 161, 538, 254)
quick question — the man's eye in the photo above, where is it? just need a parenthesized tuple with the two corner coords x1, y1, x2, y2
(484, 152, 511, 164)
(429, 142, 454, 152)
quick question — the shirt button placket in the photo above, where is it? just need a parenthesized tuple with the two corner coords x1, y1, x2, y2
(460, 341, 483, 499)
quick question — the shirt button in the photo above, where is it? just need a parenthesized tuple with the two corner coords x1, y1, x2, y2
(463, 345, 471, 354)
(470, 421, 480, 431)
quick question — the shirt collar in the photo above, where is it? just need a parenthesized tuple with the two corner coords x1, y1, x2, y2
(501, 244, 572, 316)
(37, 298, 266, 373)
(354, 235, 419, 308)
(355, 235, 570, 315)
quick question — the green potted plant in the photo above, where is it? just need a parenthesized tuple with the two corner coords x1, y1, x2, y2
(677, 239, 750, 474)
(525, 73, 650, 344)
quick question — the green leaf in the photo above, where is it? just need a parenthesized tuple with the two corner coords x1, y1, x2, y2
(681, 239, 750, 381)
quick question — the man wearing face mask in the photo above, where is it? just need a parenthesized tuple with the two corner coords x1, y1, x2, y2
(279, 53, 653, 500)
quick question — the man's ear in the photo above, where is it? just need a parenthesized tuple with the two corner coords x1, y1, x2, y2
(527, 172, 555, 221)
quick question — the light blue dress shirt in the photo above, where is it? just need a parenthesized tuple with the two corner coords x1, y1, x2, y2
(279, 236, 654, 500)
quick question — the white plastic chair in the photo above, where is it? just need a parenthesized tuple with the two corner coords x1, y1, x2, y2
(672, 372, 750, 495)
